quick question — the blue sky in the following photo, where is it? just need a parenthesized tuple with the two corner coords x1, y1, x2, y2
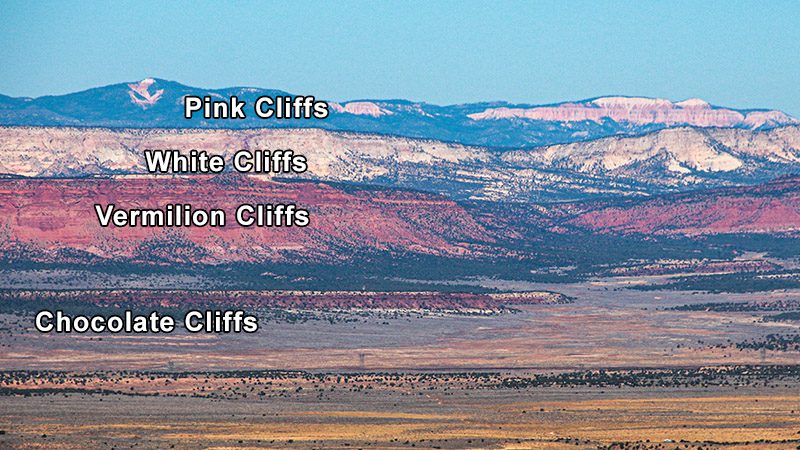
(1, 0, 798, 114)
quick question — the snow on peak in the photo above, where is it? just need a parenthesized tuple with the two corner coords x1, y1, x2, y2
(128, 78, 164, 108)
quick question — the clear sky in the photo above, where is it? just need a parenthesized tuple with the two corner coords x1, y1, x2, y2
(1, 0, 798, 114)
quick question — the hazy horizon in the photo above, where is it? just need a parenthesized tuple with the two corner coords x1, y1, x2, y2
(1, 0, 799, 114)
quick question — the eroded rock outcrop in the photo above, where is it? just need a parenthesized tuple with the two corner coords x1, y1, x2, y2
(469, 96, 798, 129)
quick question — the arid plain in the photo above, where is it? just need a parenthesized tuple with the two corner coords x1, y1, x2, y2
(3, 76, 800, 449)
(2, 272, 800, 449)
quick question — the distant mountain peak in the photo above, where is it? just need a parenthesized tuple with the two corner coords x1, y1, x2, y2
(674, 98, 711, 108)
(329, 101, 394, 117)
(1, 79, 797, 148)
(590, 96, 675, 109)
(591, 96, 709, 110)
(127, 78, 163, 108)
(468, 95, 797, 130)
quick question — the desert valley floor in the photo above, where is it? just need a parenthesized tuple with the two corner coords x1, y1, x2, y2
(2, 277, 800, 371)
(2, 272, 800, 449)
(3, 9, 800, 447)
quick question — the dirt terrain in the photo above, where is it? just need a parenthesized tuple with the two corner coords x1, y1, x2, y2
(2, 368, 800, 449)
(2, 278, 800, 448)
(2, 280, 799, 371)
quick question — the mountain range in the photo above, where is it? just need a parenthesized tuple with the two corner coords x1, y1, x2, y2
(2, 174, 798, 267)
(0, 175, 492, 265)
(2, 78, 800, 276)
(1, 78, 796, 148)
(2, 124, 799, 201)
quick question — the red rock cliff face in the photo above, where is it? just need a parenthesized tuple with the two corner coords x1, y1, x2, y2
(0, 175, 493, 264)
(3, 174, 799, 266)
(567, 177, 800, 235)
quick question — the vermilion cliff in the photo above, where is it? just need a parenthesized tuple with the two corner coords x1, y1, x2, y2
(564, 176, 800, 235)
(0, 175, 493, 264)
(2, 174, 800, 266)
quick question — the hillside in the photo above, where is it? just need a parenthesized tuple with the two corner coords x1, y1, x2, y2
(2, 125, 800, 202)
(0, 175, 495, 265)
(563, 176, 800, 235)
(0, 126, 642, 201)
(2, 175, 800, 269)
(503, 126, 800, 192)
(1, 78, 795, 148)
